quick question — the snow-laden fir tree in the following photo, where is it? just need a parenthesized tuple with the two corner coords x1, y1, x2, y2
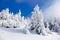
(49, 17, 60, 33)
(30, 4, 47, 35)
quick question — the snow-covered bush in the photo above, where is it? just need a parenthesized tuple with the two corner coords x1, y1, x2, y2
(23, 27, 30, 34)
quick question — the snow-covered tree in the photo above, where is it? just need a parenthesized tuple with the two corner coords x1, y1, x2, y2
(49, 17, 60, 33)
(0, 8, 30, 29)
(44, 20, 52, 34)
(0, 8, 21, 28)
(30, 5, 47, 35)
(0, 8, 10, 20)
(0, 6, 60, 35)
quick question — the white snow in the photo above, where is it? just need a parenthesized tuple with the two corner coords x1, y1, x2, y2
(0, 28, 60, 40)
(0, 4, 60, 40)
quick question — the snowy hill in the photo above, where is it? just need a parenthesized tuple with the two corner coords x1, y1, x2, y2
(0, 28, 60, 40)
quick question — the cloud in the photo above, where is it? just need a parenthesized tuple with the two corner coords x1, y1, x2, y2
(44, 0, 60, 19)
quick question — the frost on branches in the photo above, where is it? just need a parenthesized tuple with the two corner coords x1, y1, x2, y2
(0, 5, 60, 35)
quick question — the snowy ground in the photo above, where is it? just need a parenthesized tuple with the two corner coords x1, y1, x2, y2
(0, 28, 60, 40)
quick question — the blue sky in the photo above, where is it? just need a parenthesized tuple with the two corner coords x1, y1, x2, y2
(0, 0, 53, 17)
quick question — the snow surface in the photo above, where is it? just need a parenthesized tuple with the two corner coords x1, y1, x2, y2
(0, 5, 60, 40)
(0, 28, 60, 40)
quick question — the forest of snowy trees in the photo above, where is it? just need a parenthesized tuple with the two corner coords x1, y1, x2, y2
(0, 5, 60, 35)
